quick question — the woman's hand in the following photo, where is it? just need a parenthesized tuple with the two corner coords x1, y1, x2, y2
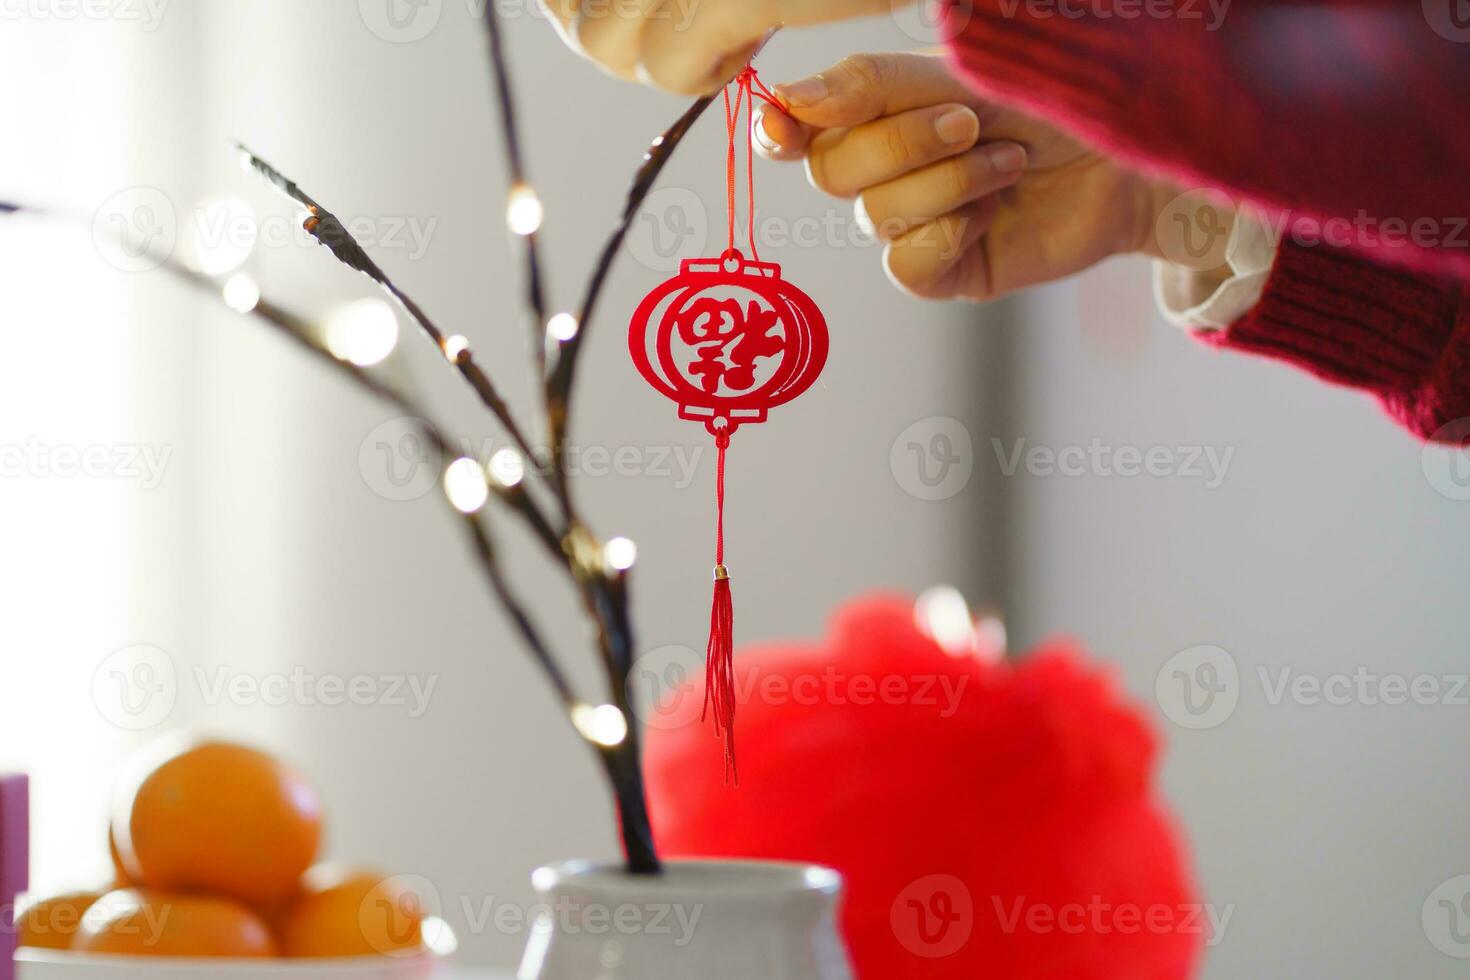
(756, 51, 1234, 302)
(538, 0, 915, 95)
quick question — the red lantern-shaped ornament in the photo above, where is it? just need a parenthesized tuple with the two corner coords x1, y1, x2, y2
(628, 247, 828, 439)
(628, 66, 828, 778)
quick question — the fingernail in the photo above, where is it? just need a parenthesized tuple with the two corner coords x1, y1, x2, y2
(934, 108, 978, 145)
(753, 110, 780, 153)
(777, 76, 828, 107)
(988, 142, 1028, 172)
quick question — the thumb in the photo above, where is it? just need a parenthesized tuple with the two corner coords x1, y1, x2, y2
(753, 104, 817, 161)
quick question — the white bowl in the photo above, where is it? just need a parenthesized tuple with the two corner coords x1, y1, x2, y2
(16, 949, 441, 979)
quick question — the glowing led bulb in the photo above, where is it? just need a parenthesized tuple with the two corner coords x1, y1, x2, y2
(422, 917, 458, 957)
(488, 447, 525, 488)
(915, 585, 975, 656)
(547, 312, 579, 342)
(443, 334, 469, 361)
(571, 703, 628, 747)
(443, 457, 489, 514)
(603, 537, 637, 573)
(193, 197, 257, 276)
(325, 297, 399, 367)
(506, 183, 544, 236)
(221, 273, 260, 314)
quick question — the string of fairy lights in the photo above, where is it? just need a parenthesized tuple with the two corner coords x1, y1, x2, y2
(188, 176, 639, 756)
(3, 15, 718, 873)
(210, 98, 698, 870)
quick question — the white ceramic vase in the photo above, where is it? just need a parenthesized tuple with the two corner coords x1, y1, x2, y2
(516, 859, 855, 980)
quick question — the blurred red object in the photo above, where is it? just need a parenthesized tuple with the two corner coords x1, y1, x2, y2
(647, 593, 1204, 979)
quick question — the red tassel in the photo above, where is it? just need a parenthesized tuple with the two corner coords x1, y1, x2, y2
(702, 433, 737, 781)
(705, 568, 736, 780)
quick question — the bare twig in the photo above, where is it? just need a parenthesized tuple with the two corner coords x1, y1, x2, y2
(239, 146, 544, 470)
(0, 194, 569, 705)
(544, 95, 717, 503)
(6, 22, 724, 873)
(473, 12, 718, 876)
(479, 12, 551, 378)
(150, 251, 570, 621)
(234, 146, 663, 871)
(0, 197, 585, 728)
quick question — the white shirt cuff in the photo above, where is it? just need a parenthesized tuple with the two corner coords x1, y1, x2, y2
(1154, 210, 1279, 332)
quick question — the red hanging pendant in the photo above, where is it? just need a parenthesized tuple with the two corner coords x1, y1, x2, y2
(627, 66, 829, 779)
(628, 247, 828, 438)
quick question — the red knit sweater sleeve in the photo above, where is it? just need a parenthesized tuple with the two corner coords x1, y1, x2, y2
(940, 0, 1470, 280)
(1203, 241, 1470, 440)
(939, 0, 1470, 440)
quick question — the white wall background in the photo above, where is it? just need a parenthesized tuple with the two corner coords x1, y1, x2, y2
(3, 0, 996, 969)
(2, 2, 1467, 977)
(1010, 260, 1470, 979)
(184, 6, 997, 967)
(0, 3, 202, 893)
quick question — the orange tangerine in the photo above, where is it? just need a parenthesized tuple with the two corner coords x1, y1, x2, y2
(112, 738, 323, 908)
(275, 866, 426, 958)
(73, 889, 276, 958)
(17, 890, 106, 950)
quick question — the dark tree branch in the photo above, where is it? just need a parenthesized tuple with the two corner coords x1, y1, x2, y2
(230, 143, 666, 872)
(239, 146, 544, 470)
(6, 25, 725, 874)
(96, 234, 586, 728)
(471, 10, 718, 877)
(479, 13, 551, 378)
(544, 94, 717, 504)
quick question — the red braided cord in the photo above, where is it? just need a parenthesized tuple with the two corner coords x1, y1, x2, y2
(723, 66, 789, 259)
(744, 74, 759, 261)
(714, 433, 727, 564)
(723, 85, 737, 251)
